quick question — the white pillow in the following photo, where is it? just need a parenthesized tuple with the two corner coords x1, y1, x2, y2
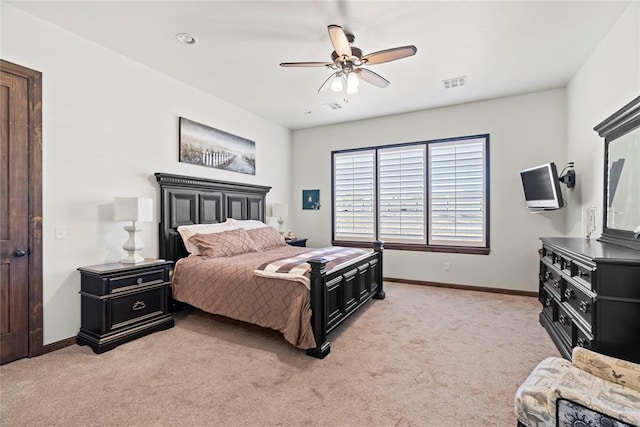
(177, 220, 238, 255)
(228, 218, 268, 230)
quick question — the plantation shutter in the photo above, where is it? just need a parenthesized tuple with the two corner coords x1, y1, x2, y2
(428, 138, 486, 246)
(333, 151, 376, 241)
(378, 146, 426, 243)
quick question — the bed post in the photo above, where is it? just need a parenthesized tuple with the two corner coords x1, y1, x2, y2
(306, 257, 330, 359)
(373, 240, 385, 300)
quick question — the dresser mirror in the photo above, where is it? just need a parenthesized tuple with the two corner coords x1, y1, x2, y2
(594, 95, 640, 250)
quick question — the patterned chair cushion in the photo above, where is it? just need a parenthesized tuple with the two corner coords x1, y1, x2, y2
(188, 228, 258, 258)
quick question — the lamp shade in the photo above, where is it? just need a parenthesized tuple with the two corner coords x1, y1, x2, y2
(273, 203, 289, 218)
(114, 197, 153, 222)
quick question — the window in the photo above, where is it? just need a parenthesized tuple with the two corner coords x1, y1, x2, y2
(332, 135, 489, 254)
(333, 150, 376, 241)
(378, 146, 426, 244)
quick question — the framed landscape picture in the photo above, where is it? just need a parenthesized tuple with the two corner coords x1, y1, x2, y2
(179, 117, 256, 175)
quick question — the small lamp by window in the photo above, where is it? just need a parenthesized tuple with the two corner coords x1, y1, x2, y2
(114, 197, 153, 264)
(272, 203, 289, 233)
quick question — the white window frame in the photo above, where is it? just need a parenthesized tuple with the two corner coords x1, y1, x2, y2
(333, 150, 376, 242)
(331, 135, 489, 253)
(427, 138, 487, 248)
(378, 145, 427, 244)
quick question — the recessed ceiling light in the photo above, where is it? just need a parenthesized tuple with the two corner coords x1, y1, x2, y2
(176, 33, 197, 45)
(304, 110, 312, 114)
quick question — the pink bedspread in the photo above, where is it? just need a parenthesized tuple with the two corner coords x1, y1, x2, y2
(171, 245, 318, 349)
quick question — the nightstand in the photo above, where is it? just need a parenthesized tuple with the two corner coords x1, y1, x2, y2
(77, 259, 174, 354)
(286, 238, 307, 247)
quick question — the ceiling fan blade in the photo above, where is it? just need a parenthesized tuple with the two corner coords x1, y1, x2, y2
(355, 68, 390, 88)
(361, 45, 417, 65)
(327, 25, 352, 58)
(280, 62, 333, 68)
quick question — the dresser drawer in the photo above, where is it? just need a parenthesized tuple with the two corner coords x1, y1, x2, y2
(540, 264, 563, 294)
(571, 262, 595, 290)
(575, 325, 594, 350)
(110, 287, 166, 330)
(556, 304, 573, 343)
(540, 286, 557, 321)
(562, 280, 594, 328)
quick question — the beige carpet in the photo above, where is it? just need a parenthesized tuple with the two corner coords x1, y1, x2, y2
(0, 282, 558, 426)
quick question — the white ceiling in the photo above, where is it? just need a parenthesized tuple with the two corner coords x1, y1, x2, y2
(8, 1, 631, 130)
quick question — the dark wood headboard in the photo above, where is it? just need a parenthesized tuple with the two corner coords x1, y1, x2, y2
(155, 173, 271, 262)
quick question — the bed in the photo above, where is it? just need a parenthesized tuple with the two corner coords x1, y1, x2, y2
(155, 172, 385, 358)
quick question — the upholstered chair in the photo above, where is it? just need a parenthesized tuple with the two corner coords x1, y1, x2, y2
(515, 347, 640, 426)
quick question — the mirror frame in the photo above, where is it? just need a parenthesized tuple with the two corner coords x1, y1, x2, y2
(594, 95, 640, 250)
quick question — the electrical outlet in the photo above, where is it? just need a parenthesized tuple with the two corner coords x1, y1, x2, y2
(444, 262, 451, 271)
(55, 225, 68, 240)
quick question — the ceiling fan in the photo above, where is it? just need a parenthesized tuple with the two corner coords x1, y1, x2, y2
(280, 25, 417, 94)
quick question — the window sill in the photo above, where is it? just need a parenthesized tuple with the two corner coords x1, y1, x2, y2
(332, 240, 490, 255)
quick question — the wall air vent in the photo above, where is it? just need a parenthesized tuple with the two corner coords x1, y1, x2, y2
(443, 76, 466, 89)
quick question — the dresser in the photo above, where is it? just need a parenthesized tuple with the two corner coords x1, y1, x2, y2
(539, 237, 640, 363)
(77, 259, 174, 353)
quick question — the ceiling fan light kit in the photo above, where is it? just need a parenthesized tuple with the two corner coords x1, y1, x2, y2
(280, 24, 417, 94)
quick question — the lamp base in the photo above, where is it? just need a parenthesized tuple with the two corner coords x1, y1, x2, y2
(121, 252, 145, 264)
(122, 224, 145, 264)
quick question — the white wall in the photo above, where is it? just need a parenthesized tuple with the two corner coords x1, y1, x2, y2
(1, 4, 292, 345)
(565, 2, 640, 237)
(292, 90, 568, 292)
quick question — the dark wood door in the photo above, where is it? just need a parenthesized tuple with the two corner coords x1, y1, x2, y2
(1, 67, 30, 363)
(1, 60, 42, 364)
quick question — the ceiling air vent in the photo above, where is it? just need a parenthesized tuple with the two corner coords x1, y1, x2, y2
(443, 76, 466, 89)
(322, 102, 343, 111)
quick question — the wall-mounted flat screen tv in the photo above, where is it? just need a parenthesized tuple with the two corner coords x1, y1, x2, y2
(519, 162, 564, 210)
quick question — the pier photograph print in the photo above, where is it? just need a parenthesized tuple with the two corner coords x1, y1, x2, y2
(179, 117, 256, 175)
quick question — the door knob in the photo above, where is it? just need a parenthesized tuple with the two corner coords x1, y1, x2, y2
(14, 249, 27, 257)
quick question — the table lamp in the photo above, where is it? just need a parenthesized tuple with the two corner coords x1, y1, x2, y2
(272, 203, 289, 234)
(114, 197, 153, 263)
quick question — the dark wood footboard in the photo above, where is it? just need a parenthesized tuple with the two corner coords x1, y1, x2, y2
(306, 241, 384, 359)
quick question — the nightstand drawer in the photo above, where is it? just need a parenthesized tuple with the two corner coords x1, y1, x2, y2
(108, 268, 167, 293)
(111, 287, 166, 330)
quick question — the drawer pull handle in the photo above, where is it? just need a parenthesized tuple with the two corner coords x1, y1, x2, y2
(132, 301, 146, 311)
(559, 314, 568, 325)
(136, 278, 143, 284)
(577, 337, 587, 348)
(564, 289, 574, 300)
(579, 300, 590, 313)
(545, 298, 552, 307)
(553, 279, 560, 288)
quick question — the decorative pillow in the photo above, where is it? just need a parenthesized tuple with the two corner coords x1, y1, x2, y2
(247, 226, 287, 250)
(228, 218, 268, 230)
(188, 228, 258, 258)
(572, 347, 640, 393)
(177, 220, 238, 255)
